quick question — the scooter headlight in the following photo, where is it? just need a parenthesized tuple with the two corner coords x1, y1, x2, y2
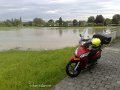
(81, 41, 86, 46)
(80, 52, 89, 58)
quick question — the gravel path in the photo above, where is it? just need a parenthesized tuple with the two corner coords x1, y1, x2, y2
(53, 42, 120, 90)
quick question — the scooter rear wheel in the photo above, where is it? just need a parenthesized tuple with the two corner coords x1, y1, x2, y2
(66, 61, 81, 77)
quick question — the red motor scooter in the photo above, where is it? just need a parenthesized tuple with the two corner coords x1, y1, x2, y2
(66, 34, 111, 77)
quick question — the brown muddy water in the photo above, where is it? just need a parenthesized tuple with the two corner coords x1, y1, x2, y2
(0, 27, 116, 51)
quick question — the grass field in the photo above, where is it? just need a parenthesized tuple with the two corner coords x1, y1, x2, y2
(0, 47, 75, 90)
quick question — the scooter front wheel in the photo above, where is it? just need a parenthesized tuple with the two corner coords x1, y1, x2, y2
(66, 61, 81, 77)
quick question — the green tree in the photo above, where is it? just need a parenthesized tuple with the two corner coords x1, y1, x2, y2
(58, 17, 62, 27)
(87, 16, 95, 23)
(19, 17, 23, 26)
(73, 19, 78, 26)
(13, 19, 20, 26)
(33, 18, 45, 27)
(112, 14, 120, 24)
(11, 18, 14, 25)
(9, 18, 23, 27)
(104, 18, 112, 26)
(95, 15, 104, 24)
(4, 19, 13, 27)
(23, 21, 33, 26)
(79, 20, 86, 27)
(47, 19, 54, 26)
(54, 20, 59, 26)
(0, 22, 5, 27)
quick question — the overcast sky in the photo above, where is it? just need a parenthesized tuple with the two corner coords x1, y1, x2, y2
(0, 0, 120, 21)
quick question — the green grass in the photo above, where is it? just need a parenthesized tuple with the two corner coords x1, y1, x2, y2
(0, 27, 19, 30)
(0, 47, 75, 90)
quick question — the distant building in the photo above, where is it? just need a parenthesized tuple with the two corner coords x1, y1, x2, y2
(67, 21, 73, 26)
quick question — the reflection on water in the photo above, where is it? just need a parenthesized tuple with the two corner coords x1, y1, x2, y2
(58, 29, 63, 36)
(0, 27, 115, 51)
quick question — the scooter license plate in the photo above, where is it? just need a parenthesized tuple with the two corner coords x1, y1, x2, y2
(74, 58, 80, 60)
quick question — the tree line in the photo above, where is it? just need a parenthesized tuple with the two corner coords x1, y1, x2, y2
(1, 14, 120, 27)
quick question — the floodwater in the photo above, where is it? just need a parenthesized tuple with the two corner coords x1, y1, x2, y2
(0, 27, 115, 51)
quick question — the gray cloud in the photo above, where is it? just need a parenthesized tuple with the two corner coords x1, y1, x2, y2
(0, 0, 120, 21)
